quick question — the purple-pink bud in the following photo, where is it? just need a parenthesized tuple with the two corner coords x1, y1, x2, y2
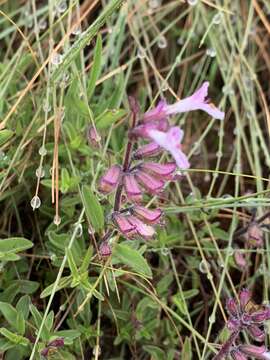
(133, 142, 162, 160)
(48, 337, 64, 348)
(142, 100, 167, 122)
(226, 298, 238, 317)
(234, 250, 247, 269)
(140, 162, 176, 180)
(123, 174, 143, 203)
(87, 126, 101, 148)
(112, 212, 136, 237)
(230, 348, 248, 360)
(132, 206, 163, 224)
(98, 165, 122, 194)
(127, 215, 155, 239)
(251, 310, 269, 323)
(239, 289, 251, 311)
(247, 222, 263, 247)
(99, 241, 112, 257)
(131, 118, 169, 139)
(239, 344, 268, 359)
(135, 170, 164, 194)
(247, 324, 265, 342)
(227, 317, 241, 331)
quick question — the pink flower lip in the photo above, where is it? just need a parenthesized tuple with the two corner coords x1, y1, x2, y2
(133, 142, 162, 160)
(127, 215, 155, 239)
(131, 118, 169, 139)
(140, 162, 176, 180)
(148, 127, 190, 169)
(98, 164, 122, 194)
(135, 170, 165, 194)
(132, 205, 163, 224)
(123, 173, 143, 203)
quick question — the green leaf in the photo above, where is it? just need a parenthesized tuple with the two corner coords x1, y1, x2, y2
(0, 302, 18, 329)
(95, 108, 126, 129)
(81, 185, 104, 232)
(15, 312, 25, 335)
(44, 311, 54, 332)
(16, 296, 30, 320)
(29, 304, 50, 341)
(0, 237, 33, 254)
(40, 276, 72, 298)
(182, 337, 192, 360)
(143, 345, 165, 360)
(61, 168, 71, 193)
(113, 244, 152, 278)
(0, 328, 29, 346)
(0, 129, 13, 146)
(87, 34, 102, 99)
(80, 246, 93, 273)
(67, 248, 79, 280)
(51, 0, 124, 82)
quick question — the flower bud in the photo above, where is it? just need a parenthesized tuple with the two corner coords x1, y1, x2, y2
(239, 344, 268, 358)
(98, 165, 122, 194)
(99, 241, 112, 257)
(231, 348, 248, 360)
(234, 250, 247, 269)
(247, 222, 263, 247)
(239, 288, 251, 311)
(135, 170, 164, 194)
(247, 324, 265, 342)
(132, 206, 163, 224)
(140, 162, 176, 180)
(226, 298, 238, 317)
(87, 126, 101, 148)
(123, 174, 143, 203)
(48, 337, 64, 348)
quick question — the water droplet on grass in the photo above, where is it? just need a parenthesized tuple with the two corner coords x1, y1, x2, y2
(51, 52, 63, 66)
(149, 0, 160, 9)
(54, 215, 61, 226)
(206, 48, 216, 57)
(188, 0, 198, 5)
(76, 223, 83, 237)
(56, 1, 67, 14)
(157, 36, 167, 49)
(72, 25, 82, 35)
(43, 100, 51, 113)
(39, 146, 47, 156)
(137, 47, 146, 59)
(38, 18, 47, 30)
(213, 13, 221, 24)
(31, 196, 41, 209)
(199, 260, 210, 273)
(36, 167, 45, 178)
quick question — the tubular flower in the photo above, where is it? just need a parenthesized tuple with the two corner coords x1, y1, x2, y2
(231, 348, 248, 360)
(142, 82, 224, 121)
(112, 212, 136, 237)
(98, 164, 122, 194)
(139, 162, 176, 180)
(135, 170, 165, 194)
(123, 173, 143, 203)
(131, 205, 163, 224)
(147, 127, 190, 169)
(131, 117, 169, 139)
(133, 142, 162, 160)
(239, 345, 270, 359)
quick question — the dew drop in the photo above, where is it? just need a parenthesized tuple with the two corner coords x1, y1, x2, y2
(51, 52, 63, 66)
(177, 37, 184, 45)
(206, 48, 216, 58)
(43, 100, 51, 113)
(30, 195, 41, 210)
(149, 0, 161, 9)
(161, 83, 169, 91)
(56, 1, 67, 14)
(199, 260, 210, 273)
(93, 345, 101, 356)
(213, 13, 221, 25)
(157, 36, 167, 49)
(137, 47, 146, 59)
(72, 25, 82, 35)
(39, 146, 47, 156)
(38, 18, 47, 30)
(187, 0, 198, 5)
(204, 173, 210, 182)
(216, 150, 223, 158)
(76, 223, 83, 238)
(227, 247, 234, 256)
(209, 313, 216, 323)
(60, 304, 66, 311)
(36, 167, 45, 178)
(50, 253, 57, 261)
(222, 85, 235, 95)
(222, 194, 233, 199)
(54, 215, 61, 226)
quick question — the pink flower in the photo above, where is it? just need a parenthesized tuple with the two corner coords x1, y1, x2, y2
(127, 215, 155, 239)
(139, 162, 176, 180)
(147, 126, 190, 169)
(99, 241, 112, 257)
(142, 100, 167, 122)
(112, 212, 155, 239)
(133, 142, 162, 159)
(132, 205, 163, 224)
(164, 82, 224, 120)
(239, 345, 270, 359)
(131, 118, 169, 139)
(98, 165, 122, 194)
(231, 348, 248, 360)
(123, 173, 143, 203)
(135, 170, 165, 194)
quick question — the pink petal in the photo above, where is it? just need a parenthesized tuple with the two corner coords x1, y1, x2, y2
(132, 206, 163, 224)
(164, 81, 225, 120)
(113, 212, 136, 236)
(239, 288, 251, 311)
(99, 241, 112, 257)
(131, 118, 169, 139)
(247, 324, 265, 342)
(135, 170, 164, 194)
(239, 345, 267, 358)
(127, 215, 155, 239)
(140, 162, 176, 179)
(230, 349, 248, 360)
(98, 165, 122, 194)
(148, 128, 190, 169)
(226, 298, 238, 317)
(123, 174, 143, 203)
(133, 142, 162, 159)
